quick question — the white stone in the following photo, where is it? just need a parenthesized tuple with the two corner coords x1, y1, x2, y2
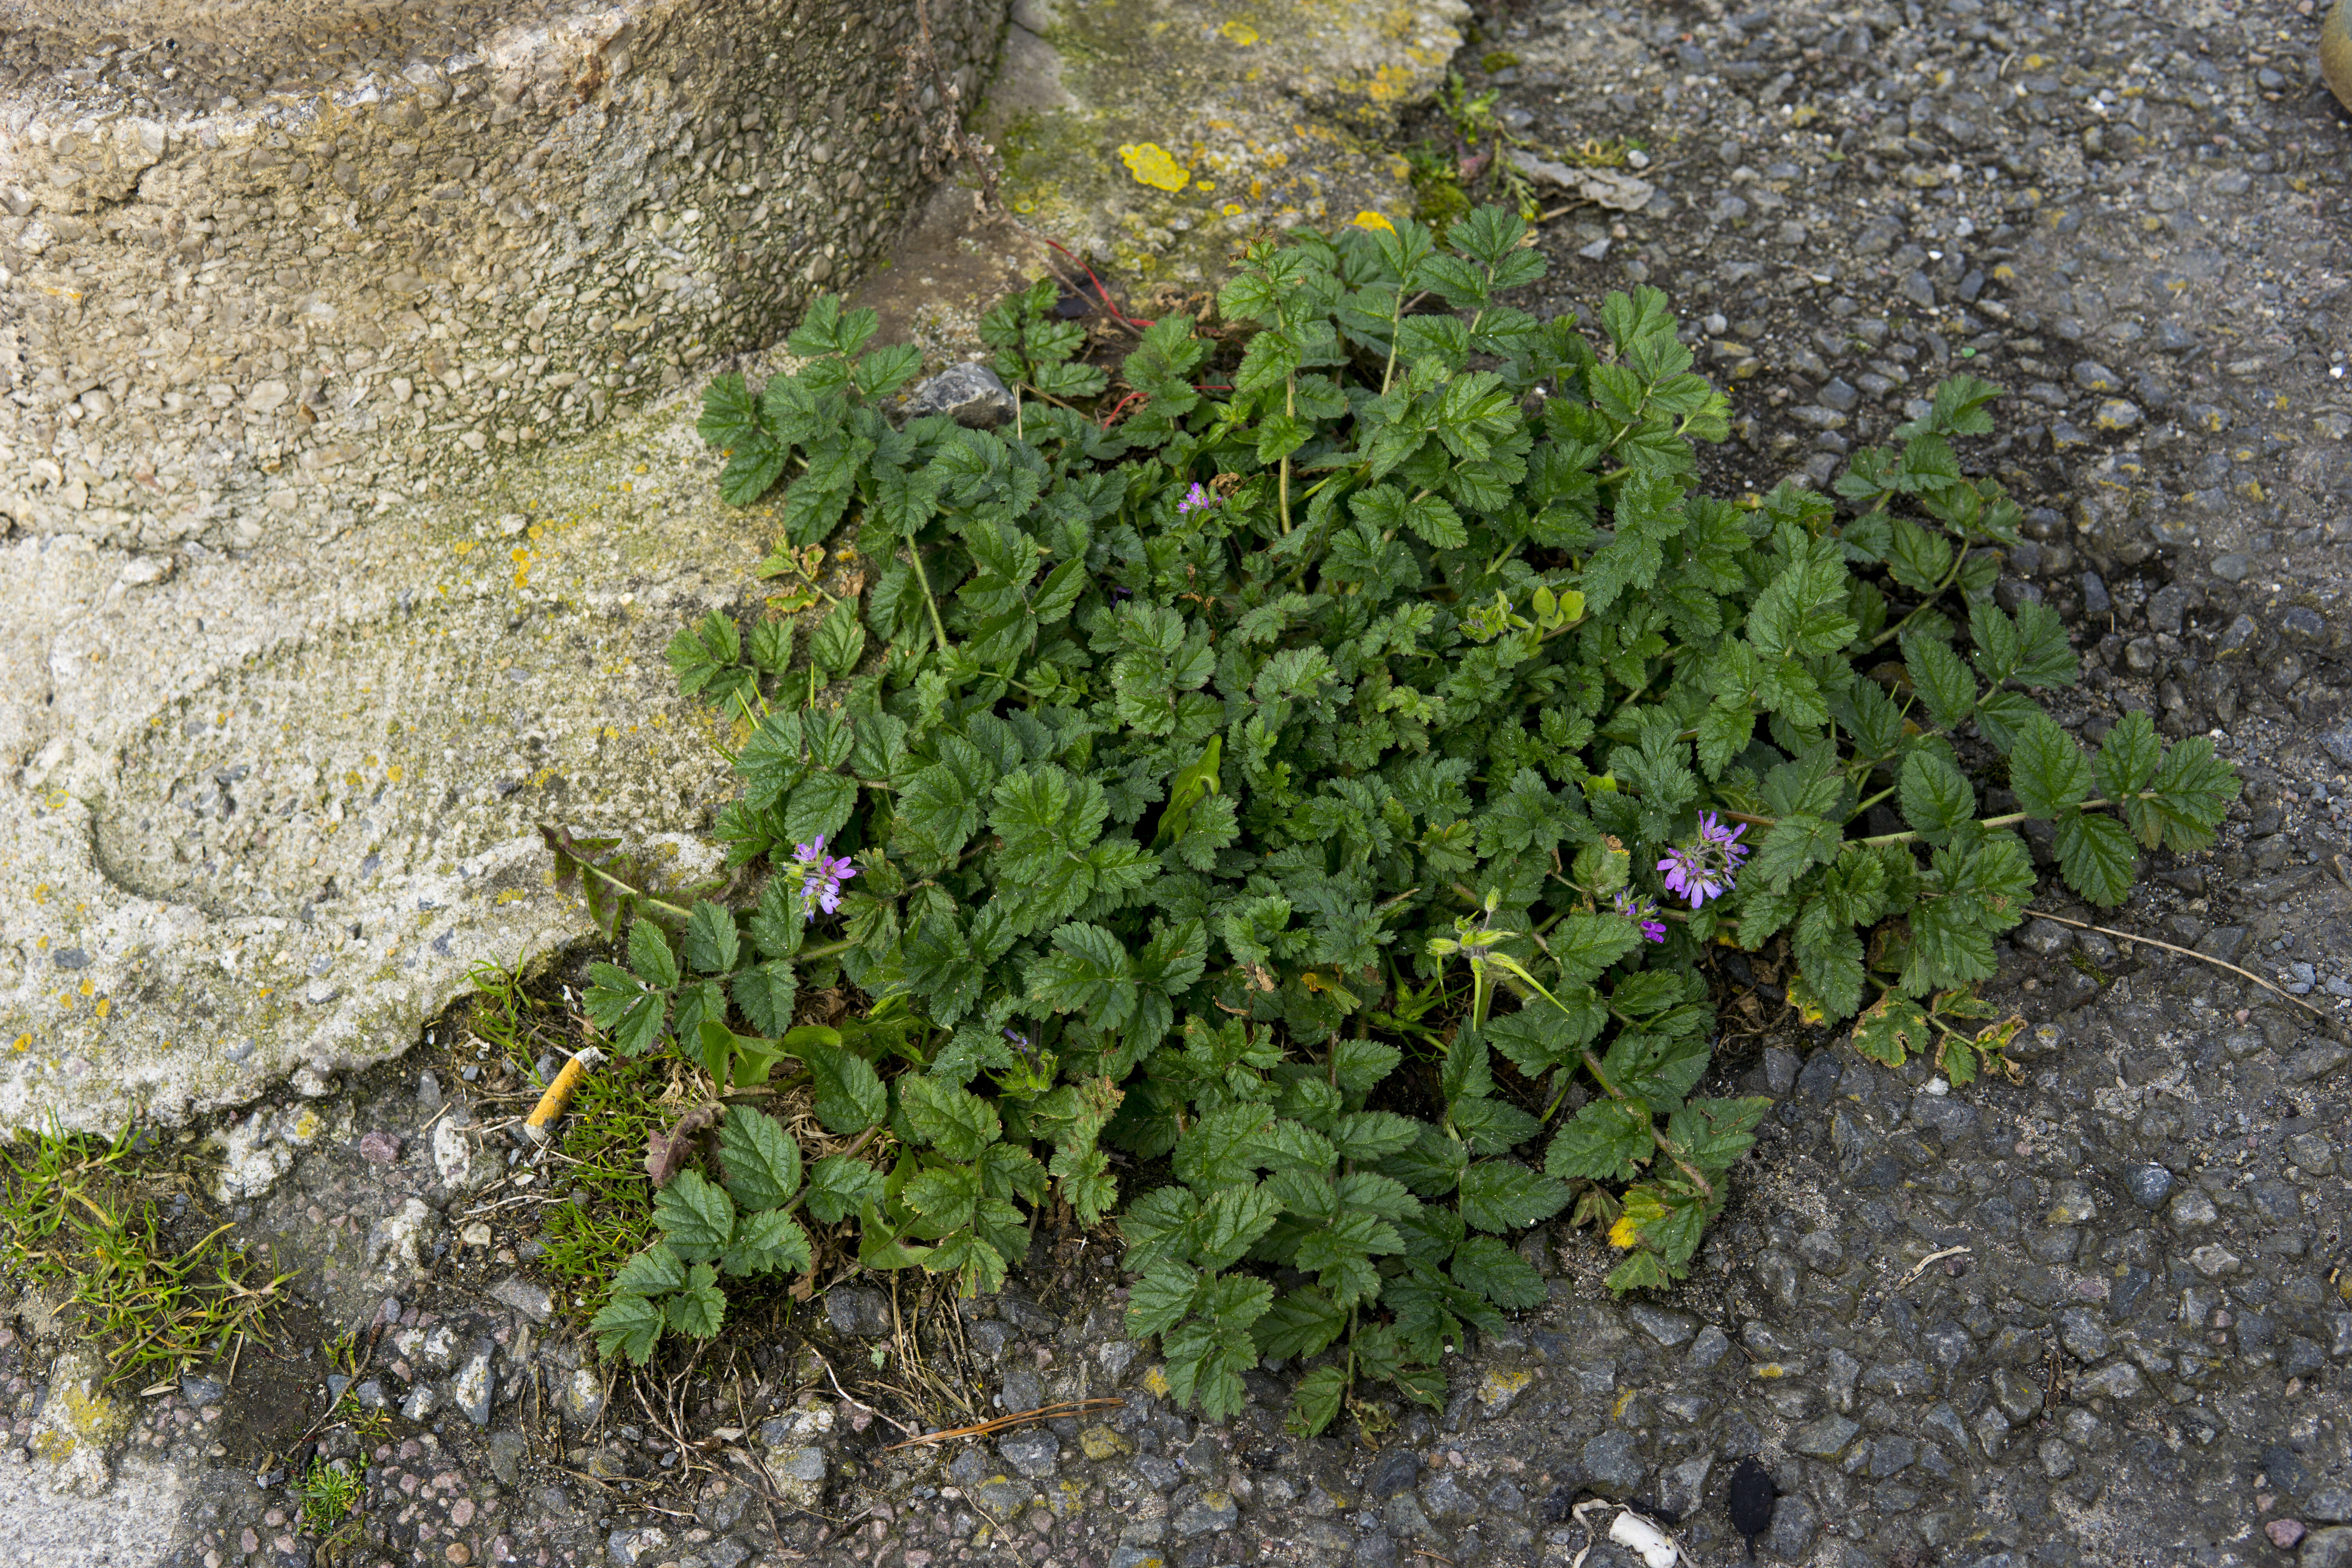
(364, 1198, 440, 1283)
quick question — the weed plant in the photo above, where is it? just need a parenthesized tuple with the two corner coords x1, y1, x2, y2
(0, 1120, 289, 1387)
(548, 207, 2237, 1436)
(296, 1454, 363, 1534)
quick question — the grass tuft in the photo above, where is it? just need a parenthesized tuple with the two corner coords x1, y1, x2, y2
(0, 1118, 289, 1386)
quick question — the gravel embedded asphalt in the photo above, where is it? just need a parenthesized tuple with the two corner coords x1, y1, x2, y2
(3, 0, 2349, 1565)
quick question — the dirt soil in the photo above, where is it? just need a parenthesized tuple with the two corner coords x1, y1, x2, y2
(3, 0, 2350, 1565)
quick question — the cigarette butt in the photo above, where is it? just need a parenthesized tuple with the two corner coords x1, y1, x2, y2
(525, 1047, 605, 1140)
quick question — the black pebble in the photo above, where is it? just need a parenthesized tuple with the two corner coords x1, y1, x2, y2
(1728, 1455, 1777, 1560)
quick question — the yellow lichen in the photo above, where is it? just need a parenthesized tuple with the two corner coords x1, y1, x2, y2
(1218, 20, 1259, 44)
(1118, 143, 1191, 192)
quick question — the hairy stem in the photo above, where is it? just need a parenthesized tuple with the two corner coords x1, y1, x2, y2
(904, 532, 951, 652)
(1866, 547, 1973, 651)
(1279, 373, 1296, 535)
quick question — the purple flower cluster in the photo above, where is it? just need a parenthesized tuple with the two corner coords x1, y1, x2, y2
(790, 834, 858, 920)
(1176, 481, 1212, 515)
(1657, 811, 1748, 909)
(1612, 889, 1668, 944)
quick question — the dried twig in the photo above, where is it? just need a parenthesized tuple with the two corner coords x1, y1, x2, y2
(2023, 907, 2340, 1027)
(1898, 1244, 1971, 1286)
(888, 0, 1003, 208)
(883, 1397, 1126, 1450)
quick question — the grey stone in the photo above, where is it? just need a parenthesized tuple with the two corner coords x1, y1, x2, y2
(2288, 1044, 2350, 1083)
(2287, 1132, 2336, 1175)
(2305, 1528, 2352, 1568)
(2169, 1189, 2220, 1227)
(2057, 1307, 2111, 1361)
(1796, 1052, 1842, 1102)
(1767, 1492, 1819, 1559)
(825, 1285, 893, 1337)
(1368, 1448, 1421, 1499)
(2076, 1360, 2142, 1401)
(773, 1446, 827, 1483)
(609, 1527, 672, 1567)
(562, 1366, 608, 1426)
(1626, 1304, 1698, 1347)
(1173, 1490, 1239, 1537)
(180, 1375, 223, 1406)
(490, 1275, 554, 1323)
(1790, 1415, 1860, 1458)
(903, 361, 1020, 428)
(2189, 1243, 2243, 1278)
(488, 1430, 528, 1488)
(999, 1296, 1060, 1336)
(1581, 1430, 1648, 1492)
(2306, 1491, 2352, 1524)
(452, 1340, 496, 1427)
(2016, 918, 2074, 957)
(1687, 1324, 1731, 1370)
(996, 1430, 1060, 1479)
(1421, 1473, 1480, 1521)
(1656, 1455, 1713, 1518)
(2125, 1163, 2175, 1209)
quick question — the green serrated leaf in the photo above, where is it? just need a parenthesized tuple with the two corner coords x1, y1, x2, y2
(665, 1263, 728, 1338)
(1546, 1100, 1653, 1183)
(899, 1075, 1003, 1162)
(591, 1292, 667, 1365)
(717, 1105, 802, 1212)
(804, 1154, 887, 1225)
(1456, 1161, 1572, 1234)
(654, 1169, 736, 1262)
(1289, 1364, 1348, 1436)
(1450, 1234, 1546, 1310)
(610, 1241, 687, 1299)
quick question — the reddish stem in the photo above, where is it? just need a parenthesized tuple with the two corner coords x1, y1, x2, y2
(1099, 390, 1150, 430)
(1044, 239, 1156, 331)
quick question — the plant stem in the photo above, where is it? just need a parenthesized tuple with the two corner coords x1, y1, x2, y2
(1842, 783, 1898, 824)
(1578, 1047, 1712, 1197)
(904, 532, 951, 652)
(1867, 548, 1972, 651)
(1279, 373, 1296, 534)
(774, 1122, 882, 1221)
(1857, 801, 2111, 846)
(1380, 282, 1410, 395)
(572, 857, 692, 922)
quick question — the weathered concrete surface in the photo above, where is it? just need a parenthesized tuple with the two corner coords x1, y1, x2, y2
(0, 386, 815, 1134)
(981, 0, 1468, 282)
(0, 0, 1006, 551)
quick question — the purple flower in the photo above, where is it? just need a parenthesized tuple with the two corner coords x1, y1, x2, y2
(1612, 889, 1668, 944)
(1176, 481, 1212, 515)
(1699, 811, 1749, 866)
(790, 834, 858, 920)
(1657, 813, 1746, 909)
